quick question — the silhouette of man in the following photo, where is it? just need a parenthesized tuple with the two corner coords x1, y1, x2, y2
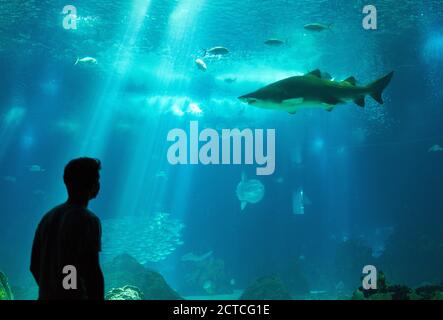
(30, 157, 104, 300)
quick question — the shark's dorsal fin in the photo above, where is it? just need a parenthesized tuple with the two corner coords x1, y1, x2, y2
(306, 69, 322, 78)
(343, 76, 357, 86)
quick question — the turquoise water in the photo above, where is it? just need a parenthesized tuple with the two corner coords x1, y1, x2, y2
(1, 0, 443, 299)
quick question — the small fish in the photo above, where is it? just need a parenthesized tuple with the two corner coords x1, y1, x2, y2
(264, 38, 285, 46)
(28, 165, 45, 172)
(428, 144, 443, 152)
(310, 290, 327, 295)
(304, 23, 332, 32)
(195, 58, 207, 71)
(275, 176, 284, 184)
(204, 46, 229, 56)
(292, 188, 311, 215)
(203, 280, 214, 293)
(3, 176, 17, 183)
(337, 146, 347, 154)
(32, 189, 45, 196)
(74, 56, 98, 65)
(155, 171, 168, 179)
(224, 77, 237, 83)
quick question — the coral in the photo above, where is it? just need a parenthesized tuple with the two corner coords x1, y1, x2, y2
(387, 285, 411, 300)
(102, 254, 183, 300)
(415, 285, 443, 300)
(353, 271, 411, 300)
(408, 291, 424, 300)
(240, 276, 292, 300)
(358, 270, 389, 299)
(431, 292, 443, 300)
(0, 271, 14, 300)
(105, 285, 144, 300)
(375, 270, 388, 291)
(102, 212, 185, 263)
(368, 293, 393, 300)
(351, 288, 365, 300)
(352, 272, 443, 300)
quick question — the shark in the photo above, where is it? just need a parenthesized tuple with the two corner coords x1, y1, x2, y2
(238, 69, 394, 114)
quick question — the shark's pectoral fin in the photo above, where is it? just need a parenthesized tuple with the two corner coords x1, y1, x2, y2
(241, 201, 247, 210)
(322, 97, 343, 105)
(354, 96, 365, 107)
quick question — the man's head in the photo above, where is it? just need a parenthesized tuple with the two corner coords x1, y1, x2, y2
(63, 157, 101, 201)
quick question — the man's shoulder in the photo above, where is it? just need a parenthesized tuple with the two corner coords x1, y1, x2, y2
(84, 210, 101, 225)
(76, 207, 101, 229)
(39, 204, 65, 222)
(42, 203, 100, 223)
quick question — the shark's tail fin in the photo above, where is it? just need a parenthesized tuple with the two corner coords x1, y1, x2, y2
(74, 57, 79, 65)
(368, 71, 394, 104)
